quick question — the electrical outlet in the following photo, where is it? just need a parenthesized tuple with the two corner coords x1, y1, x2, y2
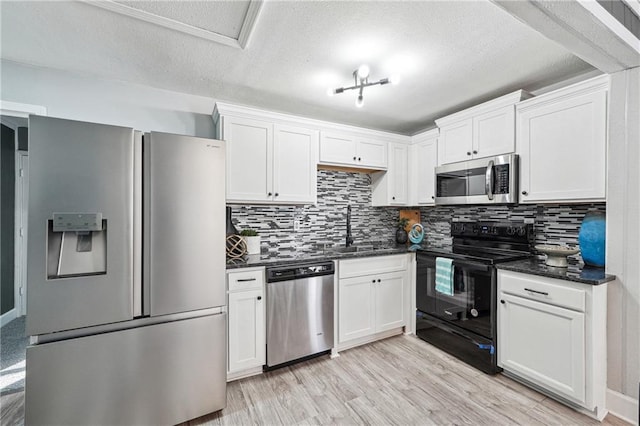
(294, 220, 301, 231)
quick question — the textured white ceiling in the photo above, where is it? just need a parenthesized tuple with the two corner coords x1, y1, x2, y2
(0, 0, 594, 135)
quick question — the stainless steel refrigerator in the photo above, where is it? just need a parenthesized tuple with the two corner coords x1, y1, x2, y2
(25, 116, 227, 425)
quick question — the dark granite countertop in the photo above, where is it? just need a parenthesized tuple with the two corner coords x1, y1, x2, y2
(496, 259, 615, 285)
(225, 243, 430, 270)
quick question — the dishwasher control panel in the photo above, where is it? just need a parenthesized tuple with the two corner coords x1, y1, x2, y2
(267, 261, 335, 283)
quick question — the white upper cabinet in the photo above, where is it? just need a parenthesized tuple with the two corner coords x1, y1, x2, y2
(273, 124, 318, 204)
(319, 131, 387, 170)
(356, 137, 387, 169)
(436, 91, 531, 165)
(409, 129, 439, 206)
(223, 116, 274, 203)
(215, 104, 318, 204)
(371, 142, 408, 206)
(318, 132, 357, 164)
(438, 119, 472, 164)
(516, 76, 608, 203)
(473, 106, 516, 158)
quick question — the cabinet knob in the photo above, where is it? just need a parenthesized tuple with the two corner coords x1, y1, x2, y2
(267, 192, 272, 196)
(377, 279, 381, 283)
(473, 150, 478, 154)
(392, 196, 396, 200)
(467, 152, 471, 156)
(353, 156, 357, 161)
(521, 191, 528, 196)
(257, 296, 262, 301)
(431, 196, 435, 200)
(500, 299, 505, 304)
(372, 279, 376, 283)
(358, 157, 361, 161)
(275, 193, 279, 197)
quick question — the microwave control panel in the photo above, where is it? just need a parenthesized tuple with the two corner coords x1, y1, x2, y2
(494, 164, 510, 194)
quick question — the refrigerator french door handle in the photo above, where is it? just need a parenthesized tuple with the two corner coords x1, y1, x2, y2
(485, 160, 494, 200)
(142, 133, 151, 317)
(133, 131, 143, 318)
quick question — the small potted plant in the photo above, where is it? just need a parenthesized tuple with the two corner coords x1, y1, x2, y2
(396, 218, 410, 244)
(240, 229, 261, 255)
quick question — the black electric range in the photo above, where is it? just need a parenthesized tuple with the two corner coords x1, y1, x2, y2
(415, 221, 533, 374)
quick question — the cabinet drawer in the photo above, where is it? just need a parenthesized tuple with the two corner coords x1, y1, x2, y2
(499, 271, 585, 312)
(339, 254, 408, 279)
(228, 269, 264, 292)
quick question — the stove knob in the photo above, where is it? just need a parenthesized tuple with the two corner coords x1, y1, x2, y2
(506, 227, 515, 235)
(517, 227, 526, 236)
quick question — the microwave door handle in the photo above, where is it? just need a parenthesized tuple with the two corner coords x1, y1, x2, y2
(485, 160, 494, 200)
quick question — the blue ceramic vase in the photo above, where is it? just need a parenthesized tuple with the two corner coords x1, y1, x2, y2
(578, 212, 606, 267)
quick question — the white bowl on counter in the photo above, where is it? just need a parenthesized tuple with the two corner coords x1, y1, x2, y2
(535, 244, 580, 267)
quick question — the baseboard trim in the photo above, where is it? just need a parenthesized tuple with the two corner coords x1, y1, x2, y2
(227, 366, 263, 382)
(607, 388, 639, 425)
(0, 309, 17, 328)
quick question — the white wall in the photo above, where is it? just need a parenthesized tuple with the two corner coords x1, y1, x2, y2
(607, 66, 640, 400)
(0, 60, 217, 136)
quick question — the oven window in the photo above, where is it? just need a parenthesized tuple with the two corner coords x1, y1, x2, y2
(416, 256, 494, 339)
(437, 167, 487, 197)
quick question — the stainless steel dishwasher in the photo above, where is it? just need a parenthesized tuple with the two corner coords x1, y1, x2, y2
(266, 261, 335, 368)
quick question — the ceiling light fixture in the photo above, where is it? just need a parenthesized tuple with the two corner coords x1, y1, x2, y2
(328, 64, 398, 108)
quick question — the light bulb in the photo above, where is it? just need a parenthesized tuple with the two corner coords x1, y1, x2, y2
(389, 74, 401, 85)
(327, 87, 335, 97)
(355, 95, 364, 108)
(357, 64, 370, 80)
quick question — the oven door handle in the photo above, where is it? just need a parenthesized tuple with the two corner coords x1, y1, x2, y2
(485, 160, 494, 200)
(452, 260, 491, 272)
(417, 254, 492, 272)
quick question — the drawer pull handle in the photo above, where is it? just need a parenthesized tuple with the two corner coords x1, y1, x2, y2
(237, 278, 257, 282)
(524, 288, 548, 296)
(257, 296, 262, 300)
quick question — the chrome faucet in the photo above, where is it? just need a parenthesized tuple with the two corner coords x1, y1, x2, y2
(346, 204, 354, 247)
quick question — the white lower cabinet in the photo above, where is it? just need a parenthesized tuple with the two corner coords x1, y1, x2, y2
(499, 292, 586, 403)
(338, 255, 408, 345)
(339, 276, 376, 342)
(497, 270, 607, 419)
(374, 272, 406, 332)
(227, 268, 265, 376)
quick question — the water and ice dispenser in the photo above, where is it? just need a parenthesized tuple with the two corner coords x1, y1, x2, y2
(47, 213, 107, 279)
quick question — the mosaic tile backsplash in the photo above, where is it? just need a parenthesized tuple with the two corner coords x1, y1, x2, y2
(229, 170, 606, 264)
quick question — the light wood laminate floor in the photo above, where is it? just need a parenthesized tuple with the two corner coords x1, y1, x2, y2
(1, 335, 631, 425)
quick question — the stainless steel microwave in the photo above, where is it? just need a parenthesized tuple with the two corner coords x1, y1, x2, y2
(434, 154, 519, 205)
